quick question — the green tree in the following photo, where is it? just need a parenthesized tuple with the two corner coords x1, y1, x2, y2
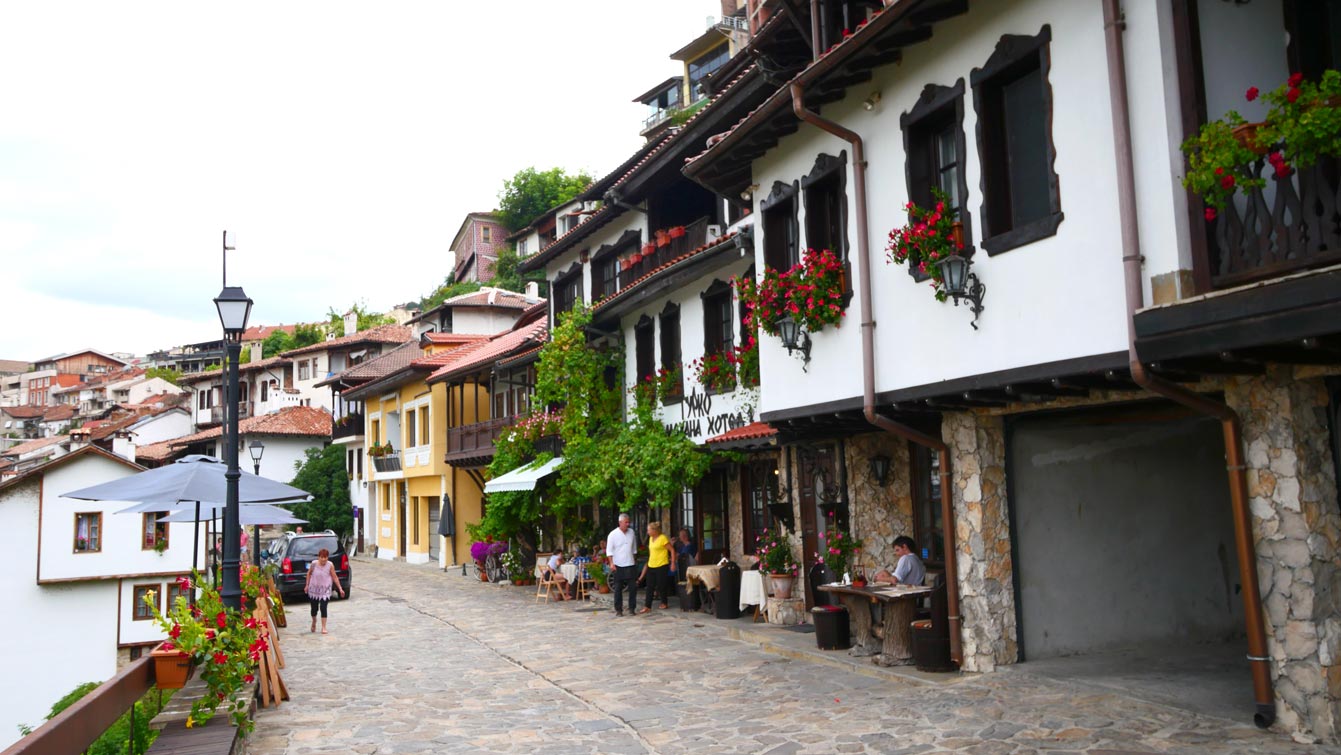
(496, 166, 593, 231)
(290, 445, 352, 537)
(25, 681, 168, 753)
(420, 280, 481, 311)
(491, 245, 547, 295)
(262, 329, 294, 357)
(145, 366, 182, 385)
(326, 303, 394, 334)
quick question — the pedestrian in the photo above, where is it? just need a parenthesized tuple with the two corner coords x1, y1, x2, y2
(606, 513, 638, 617)
(637, 521, 674, 613)
(674, 527, 697, 582)
(304, 547, 345, 634)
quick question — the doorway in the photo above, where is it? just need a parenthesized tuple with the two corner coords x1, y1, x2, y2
(397, 483, 407, 559)
(427, 496, 441, 562)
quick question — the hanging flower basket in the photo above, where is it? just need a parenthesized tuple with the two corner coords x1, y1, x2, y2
(885, 189, 963, 302)
(734, 249, 847, 345)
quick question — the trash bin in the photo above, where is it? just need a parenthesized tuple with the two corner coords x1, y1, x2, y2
(812, 606, 850, 650)
(676, 580, 700, 612)
(912, 619, 954, 672)
(715, 561, 742, 620)
(808, 563, 835, 607)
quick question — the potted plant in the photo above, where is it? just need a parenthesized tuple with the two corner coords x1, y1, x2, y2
(145, 573, 265, 732)
(734, 248, 847, 360)
(885, 190, 963, 302)
(150, 640, 194, 690)
(668, 225, 687, 240)
(655, 229, 670, 247)
(691, 351, 736, 393)
(654, 366, 682, 403)
(1183, 70, 1341, 217)
(587, 554, 610, 593)
(756, 528, 799, 599)
(817, 528, 863, 584)
(501, 549, 530, 585)
(469, 538, 507, 581)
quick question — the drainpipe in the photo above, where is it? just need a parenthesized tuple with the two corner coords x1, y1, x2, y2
(1102, 0, 1274, 728)
(810, 0, 822, 61)
(791, 82, 963, 667)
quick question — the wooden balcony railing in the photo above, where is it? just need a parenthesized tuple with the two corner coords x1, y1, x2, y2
(618, 217, 712, 290)
(1, 657, 152, 755)
(446, 416, 516, 463)
(1206, 156, 1341, 289)
(209, 402, 252, 425)
(332, 411, 364, 441)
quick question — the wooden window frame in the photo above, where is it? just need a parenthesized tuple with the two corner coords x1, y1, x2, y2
(481, 226, 492, 244)
(700, 280, 736, 395)
(132, 583, 160, 621)
(552, 262, 585, 319)
(74, 512, 102, 553)
(166, 582, 190, 609)
(902, 80, 975, 282)
(659, 302, 683, 404)
(801, 152, 850, 261)
(761, 180, 800, 272)
(141, 512, 169, 551)
(634, 316, 656, 386)
(971, 25, 1064, 256)
(593, 229, 640, 301)
(418, 405, 430, 447)
(740, 458, 778, 554)
(909, 442, 945, 567)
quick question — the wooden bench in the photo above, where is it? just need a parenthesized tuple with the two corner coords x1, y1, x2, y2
(146, 677, 257, 755)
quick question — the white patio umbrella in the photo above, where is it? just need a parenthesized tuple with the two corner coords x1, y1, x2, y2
(159, 502, 307, 527)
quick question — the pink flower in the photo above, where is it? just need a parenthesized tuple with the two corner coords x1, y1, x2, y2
(1204, 207, 1217, 222)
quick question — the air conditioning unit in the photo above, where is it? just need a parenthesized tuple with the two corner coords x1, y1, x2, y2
(706, 224, 723, 240)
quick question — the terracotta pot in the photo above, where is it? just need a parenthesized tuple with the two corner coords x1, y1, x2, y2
(852, 578, 868, 588)
(769, 573, 795, 599)
(597, 584, 611, 594)
(1231, 122, 1270, 156)
(669, 225, 687, 239)
(475, 560, 489, 582)
(150, 643, 194, 690)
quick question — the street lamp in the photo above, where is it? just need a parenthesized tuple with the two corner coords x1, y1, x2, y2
(214, 273, 253, 611)
(248, 439, 265, 566)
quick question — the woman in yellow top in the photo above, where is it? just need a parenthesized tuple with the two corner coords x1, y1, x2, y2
(637, 521, 675, 613)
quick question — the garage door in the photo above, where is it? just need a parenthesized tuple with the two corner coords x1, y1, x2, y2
(1007, 405, 1244, 660)
(427, 496, 441, 562)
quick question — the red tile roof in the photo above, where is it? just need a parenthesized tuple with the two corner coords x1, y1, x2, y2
(426, 317, 550, 384)
(2, 406, 46, 419)
(705, 421, 777, 445)
(135, 439, 185, 463)
(421, 332, 492, 346)
(281, 324, 413, 357)
(0, 445, 143, 492)
(1, 435, 68, 457)
(241, 324, 297, 341)
(591, 232, 740, 313)
(443, 287, 543, 310)
(178, 356, 292, 384)
(41, 405, 77, 422)
(170, 406, 333, 447)
(322, 341, 423, 390)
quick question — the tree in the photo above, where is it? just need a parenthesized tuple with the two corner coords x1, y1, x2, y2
(289, 445, 352, 538)
(420, 280, 481, 311)
(145, 366, 182, 385)
(491, 245, 547, 295)
(326, 303, 394, 334)
(262, 329, 294, 357)
(496, 166, 593, 231)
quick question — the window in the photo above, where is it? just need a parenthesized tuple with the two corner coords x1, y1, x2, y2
(593, 229, 639, 301)
(659, 303, 682, 401)
(687, 43, 730, 99)
(132, 584, 159, 621)
(634, 316, 655, 386)
(481, 226, 492, 243)
(698, 471, 729, 563)
(553, 265, 584, 317)
(702, 281, 734, 358)
(356, 447, 363, 479)
(902, 81, 973, 278)
(911, 443, 944, 565)
(742, 459, 778, 554)
(166, 581, 191, 609)
(418, 406, 429, 446)
(802, 153, 848, 259)
(298, 361, 310, 381)
(371, 419, 381, 444)
(673, 487, 696, 539)
(198, 390, 206, 410)
(761, 181, 800, 271)
(74, 512, 101, 553)
(1289, 0, 1341, 81)
(411, 497, 420, 546)
(260, 380, 269, 403)
(519, 238, 528, 256)
(972, 26, 1063, 254)
(406, 409, 417, 448)
(596, 256, 619, 300)
(347, 449, 355, 480)
(142, 513, 169, 551)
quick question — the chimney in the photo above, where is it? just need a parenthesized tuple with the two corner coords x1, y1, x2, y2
(525, 281, 540, 299)
(343, 311, 358, 336)
(69, 428, 90, 450)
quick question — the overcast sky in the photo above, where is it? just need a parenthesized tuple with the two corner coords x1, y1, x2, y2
(0, 1, 722, 361)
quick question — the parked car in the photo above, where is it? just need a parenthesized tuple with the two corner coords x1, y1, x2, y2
(269, 531, 352, 601)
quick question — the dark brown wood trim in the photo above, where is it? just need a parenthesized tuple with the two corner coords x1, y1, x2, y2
(979, 211, 1064, 255)
(592, 228, 642, 262)
(901, 77, 975, 279)
(1172, 0, 1213, 294)
(39, 569, 192, 586)
(131, 582, 161, 621)
(36, 475, 43, 584)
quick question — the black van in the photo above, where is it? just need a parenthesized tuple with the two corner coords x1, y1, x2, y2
(268, 531, 352, 601)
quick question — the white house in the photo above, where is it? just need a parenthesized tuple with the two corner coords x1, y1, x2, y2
(168, 405, 333, 484)
(0, 446, 201, 747)
(279, 321, 413, 412)
(180, 356, 300, 431)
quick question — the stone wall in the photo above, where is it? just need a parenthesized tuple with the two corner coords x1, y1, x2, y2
(944, 411, 1018, 673)
(1225, 368, 1341, 743)
(845, 432, 914, 575)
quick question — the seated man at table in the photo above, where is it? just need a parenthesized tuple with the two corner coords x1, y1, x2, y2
(872, 536, 926, 587)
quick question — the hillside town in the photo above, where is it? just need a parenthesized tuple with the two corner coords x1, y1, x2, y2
(5, 1, 1341, 753)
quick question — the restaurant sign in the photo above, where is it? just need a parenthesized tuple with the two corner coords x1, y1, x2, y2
(663, 388, 754, 442)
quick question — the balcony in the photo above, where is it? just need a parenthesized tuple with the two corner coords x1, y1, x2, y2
(333, 411, 364, 441)
(445, 416, 516, 466)
(372, 452, 401, 473)
(209, 401, 252, 425)
(618, 217, 712, 290)
(1203, 156, 1341, 290)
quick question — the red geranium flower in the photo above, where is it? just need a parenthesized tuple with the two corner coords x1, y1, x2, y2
(1245, 86, 1259, 101)
(215, 612, 227, 629)
(1287, 87, 1301, 104)
(213, 651, 228, 665)
(1288, 72, 1304, 88)
(1220, 174, 1235, 189)
(1204, 207, 1217, 222)
(168, 624, 181, 639)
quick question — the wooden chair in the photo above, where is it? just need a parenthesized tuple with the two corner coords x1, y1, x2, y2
(574, 562, 597, 600)
(534, 553, 558, 603)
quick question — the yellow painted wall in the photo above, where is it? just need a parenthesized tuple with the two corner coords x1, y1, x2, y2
(443, 380, 491, 566)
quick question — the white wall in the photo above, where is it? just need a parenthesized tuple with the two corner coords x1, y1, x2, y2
(127, 377, 183, 404)
(238, 435, 320, 483)
(542, 211, 649, 307)
(452, 308, 521, 336)
(130, 410, 193, 447)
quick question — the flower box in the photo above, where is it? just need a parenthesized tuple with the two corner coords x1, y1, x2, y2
(150, 642, 194, 690)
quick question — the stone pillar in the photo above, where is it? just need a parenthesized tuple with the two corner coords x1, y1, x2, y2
(1225, 369, 1341, 743)
(845, 432, 913, 575)
(943, 411, 1017, 673)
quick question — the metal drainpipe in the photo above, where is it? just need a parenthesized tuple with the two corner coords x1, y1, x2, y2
(810, 0, 822, 61)
(790, 82, 964, 667)
(1101, 0, 1274, 728)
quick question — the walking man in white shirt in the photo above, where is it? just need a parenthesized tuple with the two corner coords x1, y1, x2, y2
(606, 513, 639, 617)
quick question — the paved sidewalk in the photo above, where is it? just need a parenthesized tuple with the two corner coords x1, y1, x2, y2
(250, 558, 1329, 754)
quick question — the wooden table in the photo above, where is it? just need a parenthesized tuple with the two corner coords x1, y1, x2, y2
(685, 564, 722, 613)
(818, 583, 933, 666)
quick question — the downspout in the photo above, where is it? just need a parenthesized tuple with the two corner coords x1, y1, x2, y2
(810, 0, 822, 61)
(1102, 0, 1274, 728)
(791, 82, 964, 667)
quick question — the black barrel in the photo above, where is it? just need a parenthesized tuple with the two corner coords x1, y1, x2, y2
(715, 561, 742, 619)
(812, 606, 850, 650)
(808, 563, 835, 606)
(676, 580, 701, 612)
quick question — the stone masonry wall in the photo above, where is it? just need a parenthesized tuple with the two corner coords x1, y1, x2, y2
(1225, 368, 1341, 743)
(845, 432, 914, 576)
(944, 411, 1018, 673)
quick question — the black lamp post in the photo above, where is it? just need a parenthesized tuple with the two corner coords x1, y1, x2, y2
(776, 315, 812, 365)
(214, 278, 253, 611)
(248, 439, 265, 566)
(935, 250, 986, 330)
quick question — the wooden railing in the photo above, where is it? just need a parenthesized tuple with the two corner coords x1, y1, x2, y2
(209, 402, 252, 425)
(446, 416, 516, 462)
(2, 657, 153, 755)
(1207, 156, 1341, 289)
(618, 217, 712, 290)
(332, 411, 364, 441)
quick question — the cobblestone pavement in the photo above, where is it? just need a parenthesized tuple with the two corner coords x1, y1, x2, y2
(250, 558, 1328, 755)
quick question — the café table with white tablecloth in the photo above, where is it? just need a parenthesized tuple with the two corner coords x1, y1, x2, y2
(739, 570, 767, 613)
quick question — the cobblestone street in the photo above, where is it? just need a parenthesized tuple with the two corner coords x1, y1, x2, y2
(250, 558, 1327, 755)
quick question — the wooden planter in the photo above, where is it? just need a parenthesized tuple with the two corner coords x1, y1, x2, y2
(1232, 122, 1269, 156)
(150, 643, 194, 690)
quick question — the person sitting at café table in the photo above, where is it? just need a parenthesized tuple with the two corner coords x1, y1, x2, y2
(673, 527, 697, 582)
(544, 551, 573, 601)
(872, 536, 926, 587)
